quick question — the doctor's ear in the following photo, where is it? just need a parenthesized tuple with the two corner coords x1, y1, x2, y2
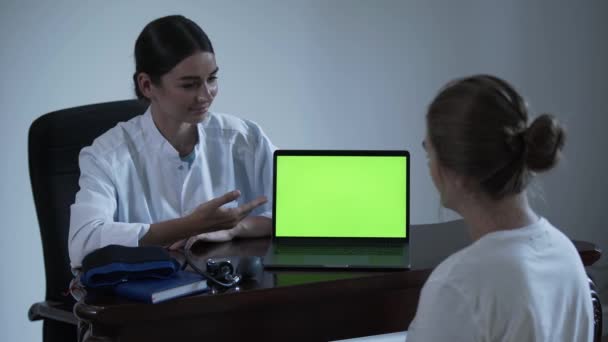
(137, 72, 156, 101)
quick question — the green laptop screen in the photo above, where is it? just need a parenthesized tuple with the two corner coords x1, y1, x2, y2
(275, 155, 407, 238)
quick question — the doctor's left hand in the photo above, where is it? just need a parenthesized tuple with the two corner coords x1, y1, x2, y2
(167, 226, 237, 251)
(185, 226, 238, 249)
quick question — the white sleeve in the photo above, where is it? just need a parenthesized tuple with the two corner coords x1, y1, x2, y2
(250, 125, 276, 219)
(68, 149, 150, 268)
(406, 280, 480, 342)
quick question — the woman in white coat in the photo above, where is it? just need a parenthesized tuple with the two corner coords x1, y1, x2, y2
(69, 15, 276, 269)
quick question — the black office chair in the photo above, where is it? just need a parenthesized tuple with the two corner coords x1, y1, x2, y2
(590, 278, 603, 342)
(27, 100, 148, 342)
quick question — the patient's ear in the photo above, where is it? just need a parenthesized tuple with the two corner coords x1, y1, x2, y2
(439, 165, 472, 201)
(454, 172, 480, 199)
(452, 171, 468, 190)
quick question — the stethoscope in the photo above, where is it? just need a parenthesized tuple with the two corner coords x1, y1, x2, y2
(182, 246, 243, 289)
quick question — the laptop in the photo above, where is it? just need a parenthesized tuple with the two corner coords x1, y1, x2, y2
(263, 150, 410, 270)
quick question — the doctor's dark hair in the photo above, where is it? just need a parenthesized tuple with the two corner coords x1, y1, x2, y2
(426, 75, 565, 200)
(133, 15, 214, 100)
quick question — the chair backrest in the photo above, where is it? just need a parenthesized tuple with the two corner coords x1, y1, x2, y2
(28, 100, 148, 304)
(410, 219, 472, 269)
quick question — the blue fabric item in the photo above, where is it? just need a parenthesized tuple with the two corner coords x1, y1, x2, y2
(79, 244, 181, 288)
(81, 259, 180, 288)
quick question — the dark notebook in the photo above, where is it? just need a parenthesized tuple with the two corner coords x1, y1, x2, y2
(113, 270, 208, 303)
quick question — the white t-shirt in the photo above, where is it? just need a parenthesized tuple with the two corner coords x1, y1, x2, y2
(407, 217, 594, 342)
(68, 108, 276, 268)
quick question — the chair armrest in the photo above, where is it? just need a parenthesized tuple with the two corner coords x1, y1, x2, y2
(589, 278, 603, 342)
(28, 300, 78, 325)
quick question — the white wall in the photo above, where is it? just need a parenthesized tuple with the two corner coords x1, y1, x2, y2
(1, 0, 606, 340)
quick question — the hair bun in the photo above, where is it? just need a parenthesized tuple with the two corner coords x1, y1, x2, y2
(524, 114, 565, 172)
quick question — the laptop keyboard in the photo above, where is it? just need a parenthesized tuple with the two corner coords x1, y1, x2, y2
(275, 244, 403, 256)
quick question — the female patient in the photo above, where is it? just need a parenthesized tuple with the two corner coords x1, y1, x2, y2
(407, 75, 593, 341)
(68, 15, 276, 268)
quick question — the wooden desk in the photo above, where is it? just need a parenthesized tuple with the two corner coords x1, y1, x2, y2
(75, 238, 429, 341)
(74, 221, 601, 342)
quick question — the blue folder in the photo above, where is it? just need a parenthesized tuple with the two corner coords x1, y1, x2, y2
(113, 270, 209, 304)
